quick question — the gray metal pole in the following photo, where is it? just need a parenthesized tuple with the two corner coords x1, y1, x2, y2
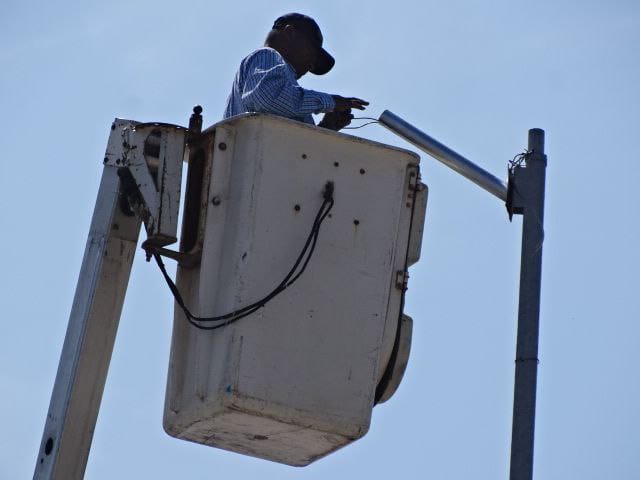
(509, 129, 546, 480)
(378, 110, 508, 201)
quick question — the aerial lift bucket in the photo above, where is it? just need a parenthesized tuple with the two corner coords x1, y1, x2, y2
(163, 114, 427, 466)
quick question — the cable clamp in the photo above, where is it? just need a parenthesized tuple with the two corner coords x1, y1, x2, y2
(515, 356, 540, 364)
(395, 270, 409, 291)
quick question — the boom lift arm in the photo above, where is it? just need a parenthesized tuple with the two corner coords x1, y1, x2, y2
(34, 109, 200, 480)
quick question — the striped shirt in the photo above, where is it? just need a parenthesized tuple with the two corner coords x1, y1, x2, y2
(223, 47, 336, 125)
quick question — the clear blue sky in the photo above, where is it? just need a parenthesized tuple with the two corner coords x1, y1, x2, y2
(2, 1, 639, 478)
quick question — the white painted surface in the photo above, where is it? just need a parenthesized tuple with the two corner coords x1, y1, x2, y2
(164, 114, 426, 466)
(123, 125, 185, 246)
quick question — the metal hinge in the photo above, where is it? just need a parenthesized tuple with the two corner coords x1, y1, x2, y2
(408, 170, 419, 191)
(395, 270, 409, 291)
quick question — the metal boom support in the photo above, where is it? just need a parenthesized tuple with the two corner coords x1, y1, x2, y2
(34, 154, 142, 479)
(34, 117, 188, 479)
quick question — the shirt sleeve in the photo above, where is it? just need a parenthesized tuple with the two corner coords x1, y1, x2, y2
(240, 50, 336, 118)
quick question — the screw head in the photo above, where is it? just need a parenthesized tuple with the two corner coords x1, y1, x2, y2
(218, 142, 227, 151)
(212, 196, 221, 206)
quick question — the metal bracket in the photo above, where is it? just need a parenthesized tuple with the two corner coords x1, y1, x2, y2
(408, 169, 419, 191)
(34, 109, 203, 480)
(105, 121, 187, 248)
(395, 270, 409, 291)
(140, 241, 201, 268)
(506, 163, 527, 220)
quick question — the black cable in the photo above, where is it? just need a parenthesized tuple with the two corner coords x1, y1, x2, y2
(155, 199, 330, 329)
(351, 117, 379, 122)
(154, 182, 335, 330)
(285, 198, 332, 287)
(343, 121, 379, 130)
(508, 150, 530, 173)
(154, 201, 329, 330)
(343, 116, 380, 130)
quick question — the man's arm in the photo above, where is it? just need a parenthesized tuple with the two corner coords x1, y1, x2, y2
(240, 49, 369, 129)
(241, 50, 335, 119)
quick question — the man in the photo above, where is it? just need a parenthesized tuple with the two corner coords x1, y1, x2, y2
(224, 13, 369, 131)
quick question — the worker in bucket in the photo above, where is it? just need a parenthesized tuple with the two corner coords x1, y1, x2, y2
(224, 13, 368, 131)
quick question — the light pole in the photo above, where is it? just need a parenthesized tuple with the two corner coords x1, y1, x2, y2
(378, 110, 547, 480)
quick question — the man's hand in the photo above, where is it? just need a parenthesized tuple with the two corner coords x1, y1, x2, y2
(319, 95, 368, 130)
(331, 95, 369, 111)
(319, 109, 354, 131)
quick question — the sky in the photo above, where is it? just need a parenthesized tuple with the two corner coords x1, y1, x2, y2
(1, 0, 639, 479)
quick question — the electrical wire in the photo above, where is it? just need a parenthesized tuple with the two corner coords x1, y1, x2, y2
(343, 116, 380, 130)
(343, 121, 379, 130)
(508, 150, 530, 173)
(154, 181, 335, 331)
(352, 117, 379, 122)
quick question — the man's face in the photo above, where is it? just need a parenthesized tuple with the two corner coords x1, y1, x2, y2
(286, 27, 320, 78)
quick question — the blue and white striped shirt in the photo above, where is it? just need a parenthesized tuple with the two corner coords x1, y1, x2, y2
(223, 47, 336, 125)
